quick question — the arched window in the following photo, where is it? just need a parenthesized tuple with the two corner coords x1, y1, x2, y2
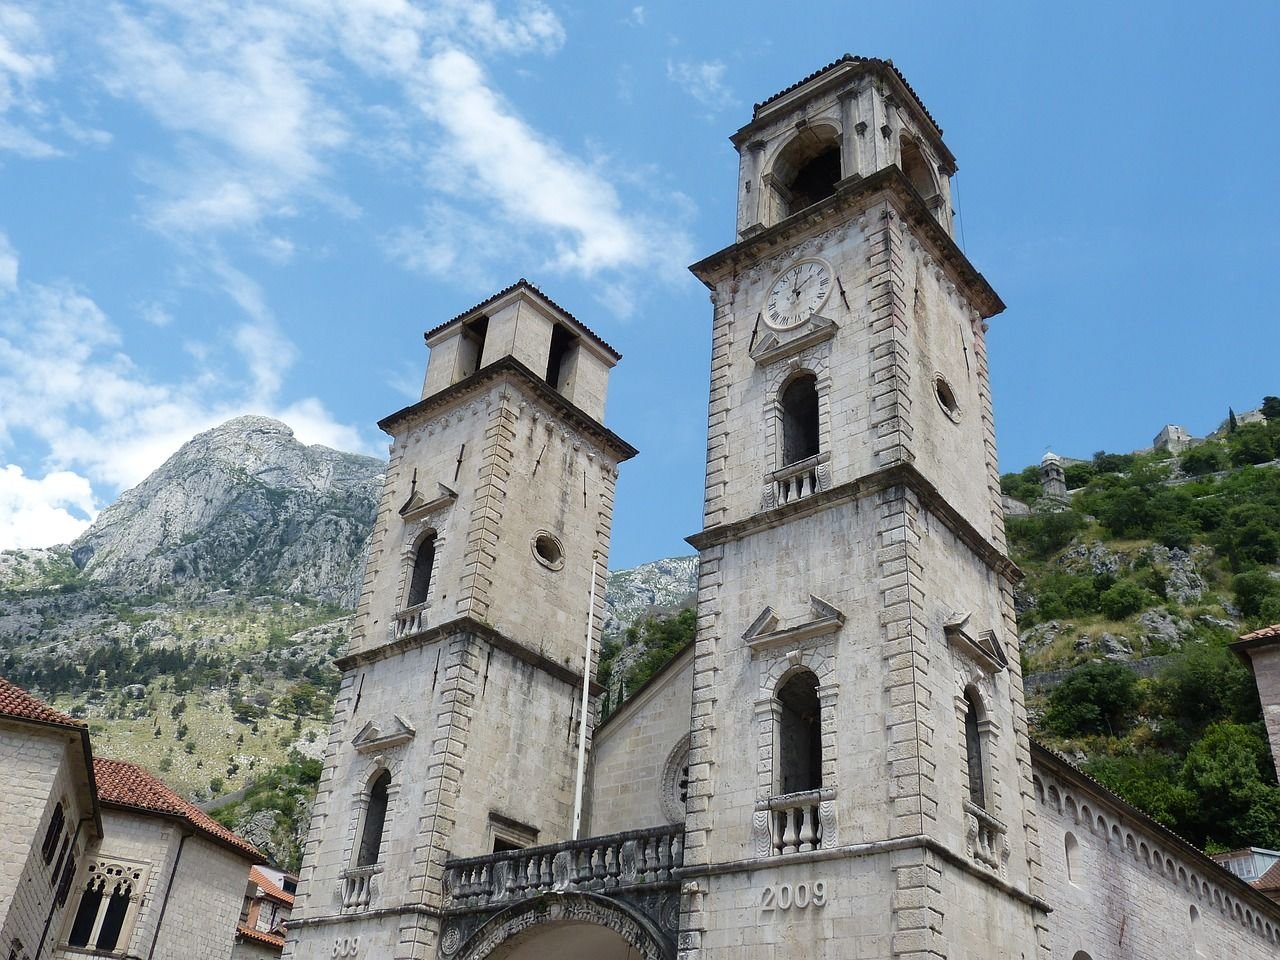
(41, 801, 65, 864)
(780, 375, 819, 467)
(1064, 831, 1080, 885)
(357, 770, 391, 868)
(67, 878, 103, 947)
(406, 535, 436, 608)
(900, 136, 938, 203)
(95, 883, 131, 952)
(777, 671, 822, 794)
(769, 127, 842, 220)
(964, 688, 987, 809)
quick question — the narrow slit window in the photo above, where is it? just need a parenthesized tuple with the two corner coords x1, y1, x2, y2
(965, 690, 987, 809)
(357, 770, 391, 868)
(407, 536, 435, 608)
(41, 801, 65, 864)
(781, 375, 820, 466)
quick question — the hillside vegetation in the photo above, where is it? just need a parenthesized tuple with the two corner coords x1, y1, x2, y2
(1005, 402, 1280, 850)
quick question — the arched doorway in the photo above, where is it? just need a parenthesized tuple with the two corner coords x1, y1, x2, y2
(446, 892, 672, 960)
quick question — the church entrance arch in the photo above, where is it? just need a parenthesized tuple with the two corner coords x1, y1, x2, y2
(446, 892, 672, 960)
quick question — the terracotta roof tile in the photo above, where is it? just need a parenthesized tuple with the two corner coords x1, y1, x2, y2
(236, 923, 285, 949)
(94, 758, 262, 860)
(753, 54, 942, 135)
(0, 677, 84, 729)
(1256, 859, 1280, 892)
(1240, 623, 1280, 643)
(249, 866, 295, 906)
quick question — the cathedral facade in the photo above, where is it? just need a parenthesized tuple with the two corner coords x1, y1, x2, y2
(282, 57, 1280, 960)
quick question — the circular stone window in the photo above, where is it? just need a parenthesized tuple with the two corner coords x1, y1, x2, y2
(660, 735, 692, 824)
(934, 374, 962, 423)
(531, 532, 565, 570)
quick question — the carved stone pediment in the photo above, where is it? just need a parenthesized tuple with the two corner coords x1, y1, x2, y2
(352, 714, 416, 752)
(399, 482, 457, 520)
(750, 316, 838, 367)
(944, 611, 1008, 674)
(745, 595, 845, 653)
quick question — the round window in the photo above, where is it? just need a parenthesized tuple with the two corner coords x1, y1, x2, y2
(934, 374, 961, 423)
(531, 532, 565, 570)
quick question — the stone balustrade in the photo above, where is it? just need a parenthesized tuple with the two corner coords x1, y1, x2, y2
(393, 602, 430, 641)
(965, 801, 1009, 874)
(444, 826, 684, 911)
(338, 864, 380, 911)
(755, 788, 837, 856)
(770, 454, 828, 507)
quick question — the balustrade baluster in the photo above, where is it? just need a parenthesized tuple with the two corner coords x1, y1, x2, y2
(782, 808, 799, 855)
(671, 832, 684, 869)
(798, 806, 817, 852)
(656, 834, 671, 880)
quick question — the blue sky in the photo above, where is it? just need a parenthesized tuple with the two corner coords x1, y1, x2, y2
(1, 1, 1277, 568)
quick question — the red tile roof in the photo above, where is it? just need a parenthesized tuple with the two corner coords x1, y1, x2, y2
(94, 758, 262, 860)
(1257, 859, 1280, 893)
(249, 866, 295, 906)
(236, 923, 285, 950)
(1240, 623, 1280, 643)
(0, 677, 84, 729)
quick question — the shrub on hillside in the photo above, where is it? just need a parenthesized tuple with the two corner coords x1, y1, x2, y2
(1233, 571, 1280, 621)
(1179, 443, 1226, 476)
(1043, 662, 1140, 737)
(1098, 580, 1150, 620)
(1005, 510, 1084, 561)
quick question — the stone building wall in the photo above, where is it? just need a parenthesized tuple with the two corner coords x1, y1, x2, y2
(587, 648, 694, 837)
(150, 834, 255, 960)
(1034, 751, 1280, 959)
(0, 723, 92, 960)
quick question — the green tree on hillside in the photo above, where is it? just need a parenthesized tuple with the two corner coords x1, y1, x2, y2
(1043, 662, 1139, 737)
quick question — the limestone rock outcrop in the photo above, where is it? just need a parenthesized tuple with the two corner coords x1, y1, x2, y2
(70, 416, 384, 606)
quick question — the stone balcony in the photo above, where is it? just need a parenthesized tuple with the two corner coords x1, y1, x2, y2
(439, 827, 684, 951)
(752, 788, 838, 857)
(393, 601, 430, 641)
(767, 452, 830, 508)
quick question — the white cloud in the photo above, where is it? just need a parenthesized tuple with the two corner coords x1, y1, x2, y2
(626, 7, 646, 26)
(0, 464, 97, 548)
(0, 2, 59, 157)
(0, 230, 16, 291)
(0, 237, 372, 520)
(667, 59, 736, 111)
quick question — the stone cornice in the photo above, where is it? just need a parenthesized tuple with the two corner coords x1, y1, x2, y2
(686, 462, 1022, 584)
(377, 356, 638, 463)
(689, 166, 1004, 320)
(335, 615, 604, 697)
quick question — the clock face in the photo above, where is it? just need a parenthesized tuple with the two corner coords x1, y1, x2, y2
(764, 260, 832, 330)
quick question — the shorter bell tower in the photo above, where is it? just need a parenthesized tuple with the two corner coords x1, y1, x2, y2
(285, 281, 635, 960)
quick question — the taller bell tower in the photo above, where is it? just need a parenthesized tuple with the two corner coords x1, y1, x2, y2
(285, 281, 635, 960)
(681, 57, 1050, 959)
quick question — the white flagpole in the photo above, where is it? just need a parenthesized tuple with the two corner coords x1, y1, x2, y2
(571, 550, 600, 840)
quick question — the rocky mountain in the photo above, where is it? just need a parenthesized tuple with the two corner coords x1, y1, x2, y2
(71, 416, 384, 606)
(602, 555, 698, 640)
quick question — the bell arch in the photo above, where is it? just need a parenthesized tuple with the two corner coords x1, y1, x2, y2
(448, 891, 672, 960)
(763, 123, 843, 224)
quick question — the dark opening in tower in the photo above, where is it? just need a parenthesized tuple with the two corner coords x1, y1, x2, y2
(781, 374, 820, 466)
(357, 770, 391, 867)
(407, 534, 435, 608)
(771, 126, 842, 220)
(546, 324, 578, 392)
(778, 671, 822, 794)
(900, 136, 938, 203)
(458, 316, 489, 379)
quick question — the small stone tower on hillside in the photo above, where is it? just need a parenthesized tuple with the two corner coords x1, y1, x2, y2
(1040, 451, 1068, 499)
(283, 281, 635, 960)
(681, 55, 1050, 959)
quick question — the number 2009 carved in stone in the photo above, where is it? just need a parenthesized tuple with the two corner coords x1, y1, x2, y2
(760, 880, 827, 914)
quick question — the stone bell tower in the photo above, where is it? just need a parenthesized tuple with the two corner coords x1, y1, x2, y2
(284, 281, 635, 960)
(680, 56, 1051, 959)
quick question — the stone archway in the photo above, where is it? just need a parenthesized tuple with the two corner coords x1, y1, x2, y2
(445, 892, 672, 960)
